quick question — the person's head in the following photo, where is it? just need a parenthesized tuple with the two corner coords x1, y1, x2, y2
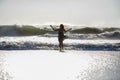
(60, 24, 64, 29)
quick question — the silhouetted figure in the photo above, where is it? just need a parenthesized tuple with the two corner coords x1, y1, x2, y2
(50, 24, 72, 51)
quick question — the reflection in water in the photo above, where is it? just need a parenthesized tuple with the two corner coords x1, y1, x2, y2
(0, 50, 120, 80)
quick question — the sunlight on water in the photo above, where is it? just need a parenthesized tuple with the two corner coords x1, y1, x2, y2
(0, 50, 120, 80)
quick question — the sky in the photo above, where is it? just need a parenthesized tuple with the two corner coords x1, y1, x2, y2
(0, 0, 120, 27)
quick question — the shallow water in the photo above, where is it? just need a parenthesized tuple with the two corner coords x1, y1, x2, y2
(0, 50, 120, 80)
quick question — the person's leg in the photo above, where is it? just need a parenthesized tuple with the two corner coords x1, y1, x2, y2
(59, 42, 62, 51)
(61, 41, 63, 50)
(59, 38, 64, 51)
(59, 39, 62, 51)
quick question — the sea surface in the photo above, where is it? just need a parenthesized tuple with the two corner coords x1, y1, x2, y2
(0, 36, 120, 51)
(0, 25, 120, 51)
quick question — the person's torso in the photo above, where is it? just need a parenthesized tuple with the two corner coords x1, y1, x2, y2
(58, 29, 64, 38)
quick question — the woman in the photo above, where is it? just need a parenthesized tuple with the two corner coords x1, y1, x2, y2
(50, 24, 72, 51)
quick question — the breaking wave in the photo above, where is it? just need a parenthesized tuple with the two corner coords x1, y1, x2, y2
(0, 36, 120, 51)
(0, 25, 120, 39)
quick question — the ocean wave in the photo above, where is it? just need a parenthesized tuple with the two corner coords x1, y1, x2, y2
(69, 31, 120, 39)
(0, 36, 120, 51)
(0, 25, 120, 39)
(0, 25, 54, 36)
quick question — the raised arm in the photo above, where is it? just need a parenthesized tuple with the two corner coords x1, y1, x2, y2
(50, 25, 58, 31)
(65, 28, 72, 32)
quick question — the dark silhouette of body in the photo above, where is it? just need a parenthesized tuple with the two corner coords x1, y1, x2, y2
(50, 24, 72, 51)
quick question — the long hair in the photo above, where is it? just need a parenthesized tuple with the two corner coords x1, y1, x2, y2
(60, 24, 64, 29)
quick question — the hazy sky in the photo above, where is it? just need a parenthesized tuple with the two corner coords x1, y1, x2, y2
(0, 0, 120, 27)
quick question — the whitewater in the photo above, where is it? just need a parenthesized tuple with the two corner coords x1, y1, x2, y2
(0, 36, 120, 51)
(0, 25, 120, 51)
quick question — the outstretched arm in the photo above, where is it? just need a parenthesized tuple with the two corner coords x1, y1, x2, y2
(50, 25, 58, 31)
(65, 28, 72, 32)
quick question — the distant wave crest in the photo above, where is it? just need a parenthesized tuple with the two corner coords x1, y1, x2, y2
(0, 25, 120, 39)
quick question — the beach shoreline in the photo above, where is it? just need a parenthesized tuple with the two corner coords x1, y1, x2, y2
(0, 50, 120, 80)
